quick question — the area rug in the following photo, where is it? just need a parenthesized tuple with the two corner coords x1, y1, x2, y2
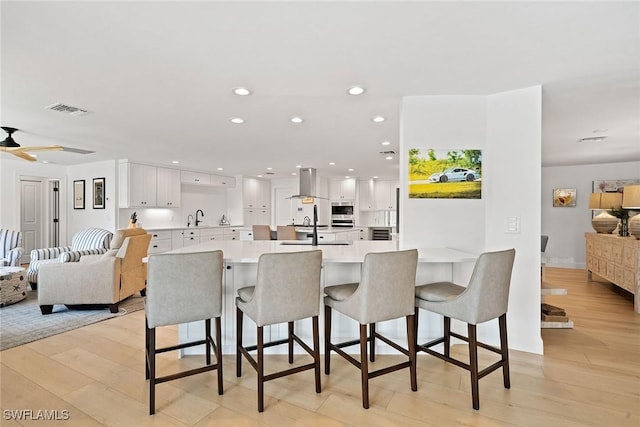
(0, 290, 144, 351)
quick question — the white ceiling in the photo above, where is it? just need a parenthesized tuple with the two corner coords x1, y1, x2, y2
(2, 1, 639, 180)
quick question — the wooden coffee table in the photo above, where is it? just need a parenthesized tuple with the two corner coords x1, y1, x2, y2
(0, 266, 28, 307)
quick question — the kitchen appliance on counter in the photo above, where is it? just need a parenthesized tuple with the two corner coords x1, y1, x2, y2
(331, 201, 354, 228)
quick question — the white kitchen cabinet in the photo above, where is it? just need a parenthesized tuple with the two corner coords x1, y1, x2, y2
(181, 170, 211, 185)
(374, 180, 398, 210)
(223, 227, 241, 241)
(243, 178, 270, 209)
(156, 167, 181, 207)
(359, 180, 375, 211)
(330, 178, 356, 200)
(148, 230, 173, 254)
(210, 174, 236, 187)
(119, 162, 157, 208)
(354, 227, 368, 240)
(244, 208, 270, 227)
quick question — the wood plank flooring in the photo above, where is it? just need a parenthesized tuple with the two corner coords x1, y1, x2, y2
(1, 267, 639, 426)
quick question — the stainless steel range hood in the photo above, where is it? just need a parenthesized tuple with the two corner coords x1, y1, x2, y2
(289, 167, 325, 199)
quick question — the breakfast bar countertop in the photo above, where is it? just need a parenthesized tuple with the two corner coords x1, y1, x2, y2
(167, 240, 477, 264)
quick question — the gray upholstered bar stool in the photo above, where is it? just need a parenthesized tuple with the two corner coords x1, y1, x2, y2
(145, 251, 224, 415)
(252, 225, 272, 240)
(414, 248, 516, 410)
(324, 249, 418, 409)
(236, 250, 323, 412)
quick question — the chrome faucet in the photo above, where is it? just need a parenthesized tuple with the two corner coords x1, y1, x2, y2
(195, 209, 204, 227)
(187, 214, 194, 227)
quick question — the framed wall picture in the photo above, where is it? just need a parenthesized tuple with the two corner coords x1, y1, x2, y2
(553, 188, 576, 207)
(73, 180, 85, 209)
(408, 148, 482, 199)
(93, 177, 105, 209)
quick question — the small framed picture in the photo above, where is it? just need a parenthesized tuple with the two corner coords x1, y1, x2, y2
(73, 180, 85, 209)
(553, 188, 576, 207)
(93, 177, 105, 209)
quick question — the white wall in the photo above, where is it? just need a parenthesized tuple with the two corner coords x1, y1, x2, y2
(400, 87, 543, 354)
(542, 161, 640, 268)
(67, 160, 118, 236)
(0, 157, 69, 245)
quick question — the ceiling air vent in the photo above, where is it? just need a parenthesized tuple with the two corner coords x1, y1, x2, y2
(45, 103, 89, 116)
(379, 150, 396, 155)
(578, 136, 607, 143)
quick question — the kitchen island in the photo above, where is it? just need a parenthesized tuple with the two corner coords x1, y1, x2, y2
(166, 240, 477, 355)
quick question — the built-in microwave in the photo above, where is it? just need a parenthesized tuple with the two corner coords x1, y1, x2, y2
(331, 202, 354, 228)
(331, 202, 354, 216)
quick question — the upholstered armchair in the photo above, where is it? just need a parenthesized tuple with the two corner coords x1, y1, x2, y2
(0, 229, 24, 267)
(27, 228, 113, 287)
(38, 227, 151, 314)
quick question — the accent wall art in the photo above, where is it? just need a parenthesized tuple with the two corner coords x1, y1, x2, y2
(553, 188, 576, 207)
(408, 148, 482, 199)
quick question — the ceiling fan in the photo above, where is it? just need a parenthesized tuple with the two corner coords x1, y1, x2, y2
(0, 126, 63, 161)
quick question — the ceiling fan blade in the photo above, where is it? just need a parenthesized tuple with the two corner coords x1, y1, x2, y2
(18, 145, 64, 152)
(10, 150, 37, 161)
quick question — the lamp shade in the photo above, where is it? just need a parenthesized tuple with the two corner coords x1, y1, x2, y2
(623, 185, 640, 239)
(588, 192, 622, 210)
(622, 185, 640, 209)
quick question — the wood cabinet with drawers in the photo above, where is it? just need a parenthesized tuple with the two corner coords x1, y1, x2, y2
(585, 233, 640, 313)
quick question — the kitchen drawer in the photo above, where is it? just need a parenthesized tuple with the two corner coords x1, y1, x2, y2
(183, 229, 200, 238)
(224, 233, 240, 241)
(200, 228, 224, 238)
(183, 236, 200, 247)
(148, 239, 171, 254)
(149, 230, 173, 241)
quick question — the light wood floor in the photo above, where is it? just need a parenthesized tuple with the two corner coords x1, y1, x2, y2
(1, 267, 639, 426)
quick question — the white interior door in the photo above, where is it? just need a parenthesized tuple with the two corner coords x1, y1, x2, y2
(274, 187, 294, 226)
(20, 179, 43, 264)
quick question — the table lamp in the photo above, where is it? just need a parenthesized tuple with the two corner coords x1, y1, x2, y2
(588, 192, 621, 233)
(622, 185, 640, 239)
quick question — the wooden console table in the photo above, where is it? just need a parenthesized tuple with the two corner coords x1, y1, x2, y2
(585, 232, 640, 313)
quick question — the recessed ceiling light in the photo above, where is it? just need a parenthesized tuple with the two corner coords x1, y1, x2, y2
(42, 160, 49, 164)
(296, 165, 302, 168)
(347, 86, 366, 95)
(233, 87, 251, 96)
(291, 172, 297, 176)
(230, 117, 245, 124)
(257, 174, 263, 178)
(386, 156, 394, 160)
(31, 154, 38, 158)
(381, 141, 391, 146)
(290, 116, 304, 124)
(348, 168, 354, 172)
(372, 116, 385, 123)
(592, 128, 608, 133)
(329, 162, 335, 166)
(172, 160, 179, 164)
(373, 176, 378, 179)
(345, 176, 351, 179)
(217, 167, 223, 171)
(267, 167, 273, 170)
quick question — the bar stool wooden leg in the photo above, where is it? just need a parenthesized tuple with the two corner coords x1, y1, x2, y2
(236, 307, 243, 378)
(205, 319, 211, 365)
(145, 319, 150, 380)
(359, 324, 369, 409)
(407, 314, 417, 391)
(369, 323, 376, 362)
(313, 315, 321, 393)
(499, 314, 511, 389)
(468, 323, 480, 410)
(324, 305, 332, 375)
(444, 316, 451, 358)
(288, 321, 294, 363)
(148, 326, 156, 415)
(257, 325, 265, 412)
(216, 317, 224, 395)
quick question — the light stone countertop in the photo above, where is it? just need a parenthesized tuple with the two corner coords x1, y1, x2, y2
(164, 240, 477, 264)
(145, 225, 244, 231)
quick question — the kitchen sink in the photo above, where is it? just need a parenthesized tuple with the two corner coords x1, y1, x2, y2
(280, 241, 351, 246)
